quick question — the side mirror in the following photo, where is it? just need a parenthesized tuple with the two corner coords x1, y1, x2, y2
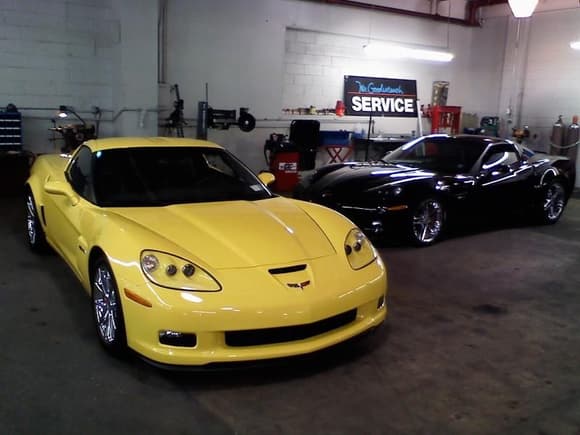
(258, 171, 276, 187)
(44, 180, 79, 206)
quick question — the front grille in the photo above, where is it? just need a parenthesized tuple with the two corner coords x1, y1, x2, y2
(225, 309, 357, 347)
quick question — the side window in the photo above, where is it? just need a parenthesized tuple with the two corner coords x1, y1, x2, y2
(67, 146, 95, 202)
(204, 152, 236, 177)
(481, 145, 519, 170)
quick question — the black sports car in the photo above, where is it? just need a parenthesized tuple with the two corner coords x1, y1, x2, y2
(296, 134, 576, 246)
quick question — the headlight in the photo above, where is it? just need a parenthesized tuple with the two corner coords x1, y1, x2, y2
(389, 186, 403, 196)
(140, 250, 221, 291)
(344, 228, 376, 270)
(366, 185, 402, 196)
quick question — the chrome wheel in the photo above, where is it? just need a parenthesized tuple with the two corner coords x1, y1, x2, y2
(92, 262, 121, 345)
(25, 191, 47, 252)
(26, 194, 37, 245)
(543, 181, 565, 222)
(411, 199, 444, 245)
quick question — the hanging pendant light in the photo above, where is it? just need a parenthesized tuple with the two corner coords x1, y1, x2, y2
(508, 0, 538, 18)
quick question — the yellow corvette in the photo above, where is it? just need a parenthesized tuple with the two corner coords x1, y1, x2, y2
(25, 137, 387, 367)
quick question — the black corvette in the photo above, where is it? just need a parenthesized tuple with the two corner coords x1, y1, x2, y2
(296, 134, 576, 246)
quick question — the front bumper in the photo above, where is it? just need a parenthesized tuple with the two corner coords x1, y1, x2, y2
(113, 255, 387, 366)
(335, 203, 409, 237)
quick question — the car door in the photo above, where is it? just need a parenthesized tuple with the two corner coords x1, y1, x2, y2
(43, 146, 95, 277)
(473, 142, 534, 213)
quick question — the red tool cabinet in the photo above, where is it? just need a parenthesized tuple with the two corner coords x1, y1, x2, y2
(431, 106, 461, 134)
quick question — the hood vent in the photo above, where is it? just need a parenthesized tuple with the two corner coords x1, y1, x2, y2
(268, 264, 307, 275)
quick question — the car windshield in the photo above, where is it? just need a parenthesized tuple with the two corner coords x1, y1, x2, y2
(93, 146, 273, 207)
(383, 136, 488, 173)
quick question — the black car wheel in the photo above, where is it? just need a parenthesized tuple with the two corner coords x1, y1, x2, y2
(409, 198, 445, 246)
(25, 191, 48, 252)
(538, 180, 566, 224)
(91, 257, 127, 354)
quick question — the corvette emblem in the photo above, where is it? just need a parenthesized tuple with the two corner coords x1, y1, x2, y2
(287, 280, 311, 290)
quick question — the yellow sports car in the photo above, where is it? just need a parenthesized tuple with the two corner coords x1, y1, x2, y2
(25, 137, 387, 366)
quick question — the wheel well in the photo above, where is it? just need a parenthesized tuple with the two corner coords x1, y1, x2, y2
(542, 174, 571, 198)
(88, 247, 106, 279)
(411, 194, 447, 213)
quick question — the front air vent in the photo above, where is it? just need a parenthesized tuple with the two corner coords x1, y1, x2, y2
(268, 264, 307, 275)
(225, 309, 357, 347)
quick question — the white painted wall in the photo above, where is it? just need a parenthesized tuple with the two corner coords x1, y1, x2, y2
(1, 0, 579, 177)
(111, 0, 159, 137)
(510, 9, 580, 149)
(165, 0, 508, 171)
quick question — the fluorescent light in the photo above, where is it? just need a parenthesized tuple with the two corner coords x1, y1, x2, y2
(363, 42, 454, 63)
(408, 49, 454, 62)
(571, 41, 580, 50)
(508, 0, 538, 18)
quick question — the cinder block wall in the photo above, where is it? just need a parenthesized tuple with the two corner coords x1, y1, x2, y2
(0, 0, 116, 152)
(0, 0, 158, 154)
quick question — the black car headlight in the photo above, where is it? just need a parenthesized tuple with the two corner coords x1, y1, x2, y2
(140, 250, 221, 291)
(344, 228, 377, 270)
(389, 186, 403, 196)
(366, 185, 402, 196)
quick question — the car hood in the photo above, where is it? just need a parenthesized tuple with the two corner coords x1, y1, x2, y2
(108, 197, 336, 269)
(312, 163, 434, 193)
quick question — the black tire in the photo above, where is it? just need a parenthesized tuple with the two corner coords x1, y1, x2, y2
(536, 180, 566, 225)
(91, 257, 127, 355)
(408, 198, 445, 247)
(25, 190, 48, 252)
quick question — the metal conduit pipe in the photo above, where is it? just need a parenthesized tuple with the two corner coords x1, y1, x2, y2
(309, 0, 509, 27)
(111, 108, 163, 122)
(14, 107, 166, 123)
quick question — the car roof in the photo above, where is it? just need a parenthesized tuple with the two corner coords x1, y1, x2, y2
(424, 133, 509, 145)
(83, 137, 223, 152)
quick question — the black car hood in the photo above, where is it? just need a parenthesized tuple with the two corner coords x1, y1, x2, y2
(310, 162, 435, 194)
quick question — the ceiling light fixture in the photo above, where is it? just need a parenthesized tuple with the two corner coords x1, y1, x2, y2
(508, 0, 538, 18)
(363, 42, 454, 63)
(570, 41, 580, 50)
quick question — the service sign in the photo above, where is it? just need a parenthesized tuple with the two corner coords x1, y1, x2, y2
(344, 75, 418, 117)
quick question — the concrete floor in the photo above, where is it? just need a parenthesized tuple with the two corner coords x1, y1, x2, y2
(1, 195, 579, 435)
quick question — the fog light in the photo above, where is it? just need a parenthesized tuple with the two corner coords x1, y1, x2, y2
(159, 330, 197, 347)
(166, 264, 177, 276)
(377, 295, 385, 309)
